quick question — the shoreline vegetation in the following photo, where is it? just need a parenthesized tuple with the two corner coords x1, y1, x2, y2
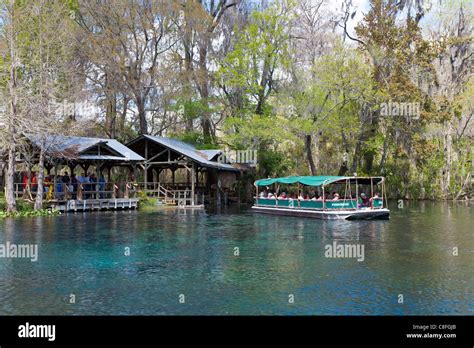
(0, 0, 472, 215)
(0, 195, 60, 218)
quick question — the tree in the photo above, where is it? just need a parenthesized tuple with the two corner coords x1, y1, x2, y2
(0, 0, 29, 212)
(75, 0, 180, 136)
(20, 0, 83, 210)
(218, 0, 293, 117)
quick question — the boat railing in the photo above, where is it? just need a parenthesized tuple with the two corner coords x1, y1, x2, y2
(254, 197, 385, 210)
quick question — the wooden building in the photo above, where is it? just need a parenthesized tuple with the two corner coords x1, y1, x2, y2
(126, 135, 241, 206)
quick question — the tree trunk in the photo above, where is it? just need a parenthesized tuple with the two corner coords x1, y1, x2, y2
(198, 46, 213, 143)
(105, 92, 117, 138)
(379, 135, 389, 172)
(255, 57, 271, 115)
(34, 148, 45, 210)
(136, 95, 148, 135)
(352, 137, 362, 174)
(183, 16, 194, 133)
(304, 134, 317, 175)
(338, 132, 349, 176)
(6, 145, 17, 213)
(119, 97, 129, 137)
(6, 1, 17, 213)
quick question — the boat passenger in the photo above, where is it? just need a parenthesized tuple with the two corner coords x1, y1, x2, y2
(298, 193, 305, 200)
(259, 190, 268, 198)
(332, 193, 340, 201)
(359, 193, 370, 207)
(267, 192, 275, 199)
(370, 192, 380, 201)
(278, 192, 287, 199)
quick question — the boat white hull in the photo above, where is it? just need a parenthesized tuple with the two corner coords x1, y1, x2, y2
(252, 206, 390, 220)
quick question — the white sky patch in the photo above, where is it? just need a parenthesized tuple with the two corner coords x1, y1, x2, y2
(327, 0, 370, 42)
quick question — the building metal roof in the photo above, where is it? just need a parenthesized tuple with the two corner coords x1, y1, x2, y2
(26, 134, 144, 162)
(199, 150, 222, 161)
(133, 135, 239, 171)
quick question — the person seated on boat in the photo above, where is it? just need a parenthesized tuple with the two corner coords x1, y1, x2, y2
(267, 192, 275, 199)
(259, 190, 268, 198)
(332, 193, 340, 201)
(298, 192, 305, 200)
(278, 192, 287, 199)
(359, 193, 371, 207)
(370, 192, 380, 202)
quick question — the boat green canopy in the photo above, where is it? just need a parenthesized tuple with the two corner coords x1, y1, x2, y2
(255, 176, 383, 187)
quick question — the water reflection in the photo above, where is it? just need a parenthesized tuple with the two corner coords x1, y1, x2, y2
(0, 202, 472, 315)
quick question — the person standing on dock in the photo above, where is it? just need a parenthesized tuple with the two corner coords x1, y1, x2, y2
(99, 175, 106, 199)
(71, 174, 78, 199)
(89, 173, 97, 199)
(83, 173, 90, 198)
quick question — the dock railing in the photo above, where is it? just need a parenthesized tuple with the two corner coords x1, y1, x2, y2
(12, 181, 205, 207)
(11, 182, 138, 201)
(135, 182, 204, 207)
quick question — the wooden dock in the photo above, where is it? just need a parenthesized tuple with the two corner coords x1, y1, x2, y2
(50, 198, 139, 212)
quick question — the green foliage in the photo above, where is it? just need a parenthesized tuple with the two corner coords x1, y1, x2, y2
(217, 0, 294, 116)
(0, 195, 60, 218)
(0, 209, 61, 218)
(136, 192, 160, 210)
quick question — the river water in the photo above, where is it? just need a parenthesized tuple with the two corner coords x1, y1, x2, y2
(0, 201, 472, 315)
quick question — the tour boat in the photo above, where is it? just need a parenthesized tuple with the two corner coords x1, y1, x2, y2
(252, 176, 390, 220)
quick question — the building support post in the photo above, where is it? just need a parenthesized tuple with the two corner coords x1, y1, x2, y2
(370, 178, 374, 209)
(96, 162, 102, 199)
(191, 163, 195, 206)
(53, 161, 59, 200)
(322, 185, 325, 211)
(355, 178, 358, 210)
(216, 170, 221, 206)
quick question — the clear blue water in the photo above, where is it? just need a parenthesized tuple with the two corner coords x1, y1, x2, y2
(0, 201, 472, 315)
